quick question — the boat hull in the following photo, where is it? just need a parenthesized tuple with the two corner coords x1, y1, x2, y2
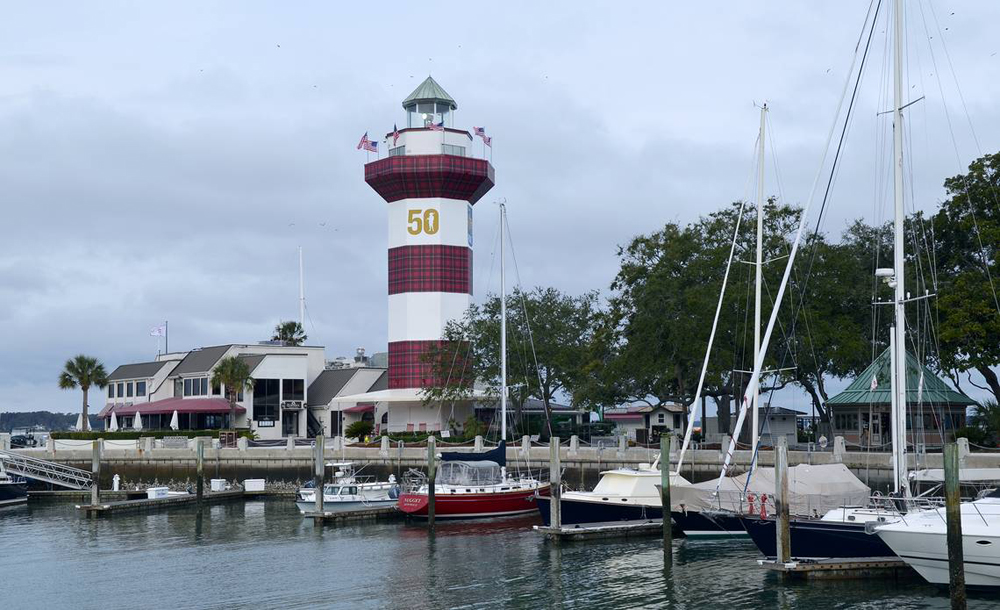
(536, 496, 662, 526)
(0, 481, 28, 507)
(877, 529, 1000, 588)
(740, 515, 896, 559)
(296, 499, 397, 514)
(671, 510, 748, 537)
(399, 485, 549, 519)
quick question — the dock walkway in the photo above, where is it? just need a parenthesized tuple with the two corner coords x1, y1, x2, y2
(757, 557, 916, 580)
(77, 490, 249, 515)
(534, 519, 663, 541)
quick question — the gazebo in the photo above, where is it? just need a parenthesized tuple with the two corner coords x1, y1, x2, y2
(826, 347, 977, 447)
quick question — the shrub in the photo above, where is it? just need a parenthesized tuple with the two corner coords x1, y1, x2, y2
(345, 420, 374, 439)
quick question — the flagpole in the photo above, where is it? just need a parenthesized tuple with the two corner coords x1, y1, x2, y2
(165, 320, 169, 354)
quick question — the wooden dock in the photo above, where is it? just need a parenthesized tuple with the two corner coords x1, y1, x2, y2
(77, 489, 249, 516)
(300, 505, 402, 525)
(758, 557, 917, 580)
(534, 519, 664, 541)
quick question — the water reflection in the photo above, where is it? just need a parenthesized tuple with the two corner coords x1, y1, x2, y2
(1, 501, 997, 609)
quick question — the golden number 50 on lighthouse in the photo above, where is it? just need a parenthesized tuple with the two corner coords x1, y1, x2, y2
(406, 209, 440, 235)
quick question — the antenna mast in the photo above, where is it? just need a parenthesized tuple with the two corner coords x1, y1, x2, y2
(299, 246, 305, 328)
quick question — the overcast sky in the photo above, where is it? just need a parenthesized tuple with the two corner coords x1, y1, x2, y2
(3, 1, 999, 414)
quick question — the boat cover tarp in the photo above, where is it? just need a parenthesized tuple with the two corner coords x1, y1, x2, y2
(671, 463, 870, 517)
(439, 440, 506, 468)
(909, 468, 1000, 483)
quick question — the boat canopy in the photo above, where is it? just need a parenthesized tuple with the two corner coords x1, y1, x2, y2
(439, 440, 506, 468)
(671, 463, 870, 516)
(437, 460, 503, 486)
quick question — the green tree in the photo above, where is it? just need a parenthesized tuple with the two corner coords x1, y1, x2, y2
(58, 355, 109, 432)
(422, 287, 599, 439)
(933, 152, 1000, 402)
(211, 356, 255, 429)
(272, 320, 307, 346)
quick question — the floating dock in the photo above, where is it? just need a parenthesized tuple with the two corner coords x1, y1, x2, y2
(758, 557, 917, 580)
(300, 505, 402, 525)
(77, 489, 249, 516)
(534, 519, 664, 541)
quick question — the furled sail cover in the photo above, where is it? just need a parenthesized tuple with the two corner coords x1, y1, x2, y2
(439, 440, 506, 468)
(671, 463, 870, 517)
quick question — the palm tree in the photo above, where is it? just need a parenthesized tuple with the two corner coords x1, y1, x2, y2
(211, 356, 255, 430)
(970, 400, 1000, 443)
(58, 355, 109, 432)
(272, 320, 307, 346)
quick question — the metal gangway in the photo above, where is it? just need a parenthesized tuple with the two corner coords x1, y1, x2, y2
(0, 449, 93, 489)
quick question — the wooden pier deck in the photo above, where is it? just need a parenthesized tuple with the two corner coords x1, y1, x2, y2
(77, 490, 250, 515)
(300, 505, 402, 525)
(534, 519, 664, 541)
(757, 557, 917, 580)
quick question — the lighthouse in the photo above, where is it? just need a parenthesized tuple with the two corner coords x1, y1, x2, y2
(364, 77, 494, 425)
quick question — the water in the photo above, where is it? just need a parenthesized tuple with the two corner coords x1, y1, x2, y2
(1, 500, 995, 609)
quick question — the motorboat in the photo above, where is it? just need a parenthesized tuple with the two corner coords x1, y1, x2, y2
(398, 442, 549, 519)
(296, 462, 399, 514)
(535, 458, 689, 526)
(0, 462, 28, 508)
(875, 489, 1000, 588)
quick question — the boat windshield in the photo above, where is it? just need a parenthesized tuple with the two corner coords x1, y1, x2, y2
(438, 461, 503, 486)
(340, 486, 358, 495)
(323, 485, 341, 495)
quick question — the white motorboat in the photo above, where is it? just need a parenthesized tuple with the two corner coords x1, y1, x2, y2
(874, 489, 1000, 588)
(295, 462, 399, 514)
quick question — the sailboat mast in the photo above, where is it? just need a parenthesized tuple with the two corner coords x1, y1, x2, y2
(500, 204, 507, 445)
(299, 246, 305, 328)
(891, 0, 909, 495)
(752, 103, 767, 451)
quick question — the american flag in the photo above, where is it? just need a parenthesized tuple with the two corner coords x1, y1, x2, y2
(428, 120, 444, 131)
(473, 126, 486, 137)
(357, 132, 369, 150)
(482, 135, 492, 148)
(392, 124, 400, 146)
(363, 139, 378, 153)
(870, 375, 878, 391)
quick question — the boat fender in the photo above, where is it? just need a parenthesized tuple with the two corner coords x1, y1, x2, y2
(747, 493, 756, 515)
(759, 493, 768, 519)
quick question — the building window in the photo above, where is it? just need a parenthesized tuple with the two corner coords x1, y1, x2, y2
(200, 378, 209, 396)
(184, 379, 192, 397)
(136, 381, 146, 397)
(657, 413, 665, 424)
(108, 385, 114, 398)
(389, 146, 405, 157)
(253, 378, 280, 421)
(282, 379, 304, 401)
(442, 144, 465, 157)
(212, 382, 221, 396)
(117, 383, 124, 398)
(126, 382, 134, 398)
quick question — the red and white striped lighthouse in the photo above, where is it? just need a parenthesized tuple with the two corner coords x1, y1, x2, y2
(365, 77, 495, 390)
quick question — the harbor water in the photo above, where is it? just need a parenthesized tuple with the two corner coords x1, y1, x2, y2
(1, 500, 995, 609)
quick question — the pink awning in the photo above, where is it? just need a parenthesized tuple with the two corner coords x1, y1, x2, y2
(102, 397, 245, 417)
(344, 403, 375, 413)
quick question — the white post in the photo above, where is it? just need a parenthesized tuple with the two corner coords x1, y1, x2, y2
(520, 435, 530, 457)
(0, 433, 9, 450)
(752, 103, 767, 453)
(380, 435, 390, 458)
(474, 435, 484, 452)
(569, 435, 579, 457)
(833, 436, 846, 463)
(617, 435, 627, 457)
(890, 0, 909, 498)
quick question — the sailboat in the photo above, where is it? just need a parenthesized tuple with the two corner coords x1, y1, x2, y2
(740, 0, 934, 560)
(397, 203, 550, 519)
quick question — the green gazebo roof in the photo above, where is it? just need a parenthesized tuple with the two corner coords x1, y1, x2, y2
(402, 76, 457, 110)
(827, 347, 976, 407)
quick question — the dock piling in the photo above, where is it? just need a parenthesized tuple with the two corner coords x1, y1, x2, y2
(775, 435, 790, 564)
(944, 442, 966, 608)
(427, 436, 436, 528)
(660, 435, 671, 549)
(196, 438, 204, 505)
(90, 439, 101, 506)
(550, 436, 561, 531)
(314, 435, 325, 514)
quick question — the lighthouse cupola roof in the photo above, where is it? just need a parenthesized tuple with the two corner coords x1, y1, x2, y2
(402, 76, 457, 110)
(402, 76, 457, 129)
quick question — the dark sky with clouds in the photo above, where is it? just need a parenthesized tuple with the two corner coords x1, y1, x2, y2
(3, 1, 999, 413)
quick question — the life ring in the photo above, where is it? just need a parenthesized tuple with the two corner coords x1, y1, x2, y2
(759, 493, 768, 518)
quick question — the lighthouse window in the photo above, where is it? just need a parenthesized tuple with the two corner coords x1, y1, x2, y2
(389, 146, 406, 157)
(442, 144, 465, 157)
